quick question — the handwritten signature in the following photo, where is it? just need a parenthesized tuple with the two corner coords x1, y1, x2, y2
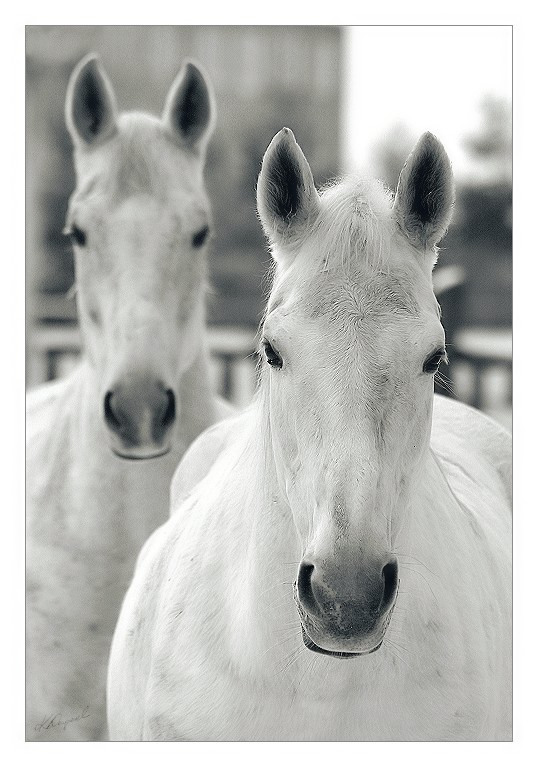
(34, 706, 91, 733)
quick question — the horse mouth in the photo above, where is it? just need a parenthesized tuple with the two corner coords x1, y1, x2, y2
(294, 582, 396, 659)
(300, 625, 383, 659)
(111, 445, 171, 460)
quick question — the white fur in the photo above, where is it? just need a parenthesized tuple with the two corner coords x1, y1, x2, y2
(107, 131, 511, 741)
(26, 58, 232, 741)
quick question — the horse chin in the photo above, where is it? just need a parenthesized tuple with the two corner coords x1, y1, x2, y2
(299, 625, 384, 660)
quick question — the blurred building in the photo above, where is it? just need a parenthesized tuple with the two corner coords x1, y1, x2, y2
(26, 26, 511, 426)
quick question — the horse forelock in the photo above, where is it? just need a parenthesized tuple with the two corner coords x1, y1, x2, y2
(112, 114, 178, 200)
(311, 177, 395, 274)
(114, 119, 158, 198)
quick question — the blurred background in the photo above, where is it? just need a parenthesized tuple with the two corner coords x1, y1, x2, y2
(26, 25, 512, 429)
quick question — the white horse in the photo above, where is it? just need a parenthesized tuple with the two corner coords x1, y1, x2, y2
(26, 55, 231, 741)
(107, 128, 512, 741)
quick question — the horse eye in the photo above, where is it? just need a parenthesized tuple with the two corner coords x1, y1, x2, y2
(423, 348, 446, 374)
(262, 340, 283, 369)
(68, 224, 87, 248)
(192, 226, 210, 248)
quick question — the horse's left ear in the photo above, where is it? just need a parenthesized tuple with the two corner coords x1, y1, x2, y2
(257, 128, 320, 264)
(162, 60, 215, 154)
(393, 132, 455, 250)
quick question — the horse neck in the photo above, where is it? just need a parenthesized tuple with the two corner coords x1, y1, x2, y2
(222, 403, 306, 675)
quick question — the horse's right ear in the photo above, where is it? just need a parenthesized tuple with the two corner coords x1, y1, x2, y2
(162, 61, 215, 154)
(257, 128, 320, 263)
(65, 54, 118, 148)
(393, 132, 455, 251)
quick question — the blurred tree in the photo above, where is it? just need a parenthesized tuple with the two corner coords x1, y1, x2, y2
(458, 95, 512, 247)
(371, 122, 414, 191)
(463, 96, 512, 185)
(445, 95, 512, 327)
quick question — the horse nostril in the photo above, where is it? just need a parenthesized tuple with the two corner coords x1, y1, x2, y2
(297, 562, 316, 612)
(161, 388, 176, 428)
(381, 560, 399, 609)
(103, 391, 122, 432)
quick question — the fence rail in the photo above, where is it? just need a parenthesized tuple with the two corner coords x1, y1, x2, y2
(27, 324, 260, 408)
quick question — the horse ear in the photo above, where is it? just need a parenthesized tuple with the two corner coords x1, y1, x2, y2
(257, 128, 320, 259)
(65, 54, 118, 147)
(162, 60, 215, 153)
(393, 132, 455, 250)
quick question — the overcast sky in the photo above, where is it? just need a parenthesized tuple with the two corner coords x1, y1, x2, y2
(342, 26, 512, 181)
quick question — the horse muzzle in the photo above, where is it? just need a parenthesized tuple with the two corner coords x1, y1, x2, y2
(103, 377, 177, 460)
(294, 557, 399, 657)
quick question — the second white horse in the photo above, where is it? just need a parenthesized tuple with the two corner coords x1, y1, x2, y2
(26, 55, 230, 740)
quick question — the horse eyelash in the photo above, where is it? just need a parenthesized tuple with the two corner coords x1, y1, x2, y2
(423, 347, 447, 374)
(262, 339, 283, 369)
(192, 225, 210, 248)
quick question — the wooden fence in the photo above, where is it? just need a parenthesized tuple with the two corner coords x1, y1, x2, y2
(27, 324, 259, 409)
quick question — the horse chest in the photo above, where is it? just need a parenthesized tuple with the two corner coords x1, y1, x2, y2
(140, 575, 503, 742)
(26, 541, 132, 740)
(27, 425, 179, 651)
(144, 654, 486, 741)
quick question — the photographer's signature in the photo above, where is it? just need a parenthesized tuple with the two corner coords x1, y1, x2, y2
(34, 706, 91, 733)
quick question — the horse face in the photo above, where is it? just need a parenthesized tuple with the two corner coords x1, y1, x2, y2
(65, 56, 215, 458)
(262, 274, 444, 654)
(257, 128, 454, 655)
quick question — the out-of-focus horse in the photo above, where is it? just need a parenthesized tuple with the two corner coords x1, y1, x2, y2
(26, 55, 231, 740)
(107, 128, 511, 741)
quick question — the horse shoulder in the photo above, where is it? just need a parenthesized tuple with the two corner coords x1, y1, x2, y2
(431, 394, 512, 505)
(26, 373, 82, 523)
(27, 375, 72, 441)
(170, 409, 241, 513)
(110, 419, 253, 739)
(215, 395, 236, 421)
(108, 490, 206, 740)
(107, 519, 174, 739)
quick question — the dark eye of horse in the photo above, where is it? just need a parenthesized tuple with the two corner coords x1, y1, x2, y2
(262, 340, 283, 369)
(192, 226, 210, 248)
(69, 224, 87, 248)
(423, 348, 446, 374)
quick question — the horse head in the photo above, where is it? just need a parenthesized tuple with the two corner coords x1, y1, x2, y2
(257, 128, 454, 656)
(65, 54, 215, 459)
